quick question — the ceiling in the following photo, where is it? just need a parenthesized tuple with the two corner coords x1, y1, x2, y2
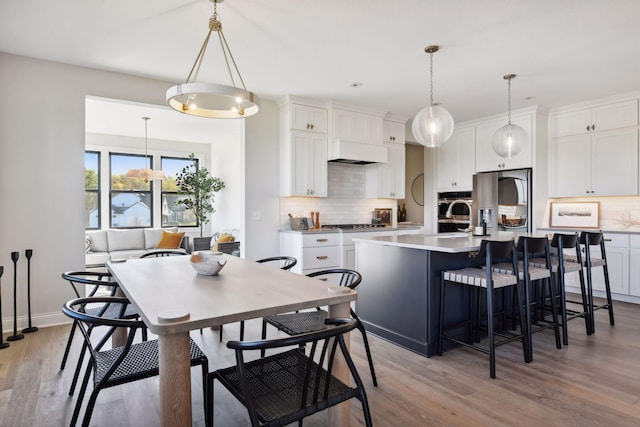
(3, 0, 640, 125)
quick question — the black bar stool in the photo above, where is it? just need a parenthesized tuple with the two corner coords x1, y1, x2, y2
(492, 236, 561, 361)
(531, 233, 590, 345)
(438, 239, 529, 379)
(579, 231, 615, 334)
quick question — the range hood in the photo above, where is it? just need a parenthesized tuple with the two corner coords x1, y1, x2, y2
(328, 139, 389, 165)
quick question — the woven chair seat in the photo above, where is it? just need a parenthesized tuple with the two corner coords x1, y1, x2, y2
(263, 310, 329, 336)
(93, 338, 205, 386)
(564, 254, 605, 267)
(529, 257, 582, 273)
(443, 267, 517, 288)
(215, 348, 359, 426)
(491, 262, 551, 281)
(84, 303, 139, 320)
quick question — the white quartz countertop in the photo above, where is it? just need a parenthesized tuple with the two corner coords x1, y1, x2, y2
(279, 225, 421, 234)
(353, 231, 538, 253)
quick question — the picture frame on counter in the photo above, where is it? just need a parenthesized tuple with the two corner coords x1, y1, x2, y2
(550, 202, 600, 229)
(374, 208, 392, 225)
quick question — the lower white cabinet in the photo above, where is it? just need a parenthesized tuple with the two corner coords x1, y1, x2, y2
(628, 236, 640, 297)
(280, 232, 340, 275)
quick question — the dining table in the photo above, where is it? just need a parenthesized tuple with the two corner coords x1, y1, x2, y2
(107, 254, 358, 427)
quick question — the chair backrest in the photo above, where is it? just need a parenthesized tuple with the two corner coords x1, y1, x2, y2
(551, 232, 579, 250)
(225, 318, 364, 426)
(306, 268, 362, 289)
(140, 250, 188, 258)
(61, 271, 119, 299)
(580, 231, 604, 246)
(515, 236, 548, 255)
(255, 256, 297, 271)
(61, 297, 145, 387)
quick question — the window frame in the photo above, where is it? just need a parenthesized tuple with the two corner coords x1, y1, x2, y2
(84, 150, 101, 230)
(161, 155, 200, 229)
(109, 152, 154, 229)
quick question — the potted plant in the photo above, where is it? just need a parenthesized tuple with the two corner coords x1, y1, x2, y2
(175, 153, 225, 250)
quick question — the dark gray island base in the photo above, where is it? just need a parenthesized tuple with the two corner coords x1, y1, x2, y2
(354, 233, 515, 357)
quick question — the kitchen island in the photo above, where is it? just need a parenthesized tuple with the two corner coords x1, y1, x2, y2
(353, 232, 518, 357)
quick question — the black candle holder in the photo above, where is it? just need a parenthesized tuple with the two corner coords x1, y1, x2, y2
(22, 249, 38, 333)
(6, 252, 24, 341)
(0, 266, 10, 349)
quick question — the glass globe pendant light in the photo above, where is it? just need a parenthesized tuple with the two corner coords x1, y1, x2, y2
(411, 45, 454, 147)
(492, 74, 528, 158)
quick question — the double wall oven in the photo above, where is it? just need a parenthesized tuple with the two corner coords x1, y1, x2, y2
(437, 191, 472, 233)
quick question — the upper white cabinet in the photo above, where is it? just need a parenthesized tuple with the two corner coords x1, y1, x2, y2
(475, 113, 533, 172)
(280, 100, 328, 197)
(550, 99, 638, 137)
(291, 103, 328, 133)
(550, 127, 638, 196)
(549, 96, 639, 197)
(435, 125, 475, 191)
(332, 108, 383, 144)
(365, 144, 405, 199)
(383, 120, 406, 144)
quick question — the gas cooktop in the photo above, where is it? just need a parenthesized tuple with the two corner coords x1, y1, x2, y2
(321, 224, 388, 230)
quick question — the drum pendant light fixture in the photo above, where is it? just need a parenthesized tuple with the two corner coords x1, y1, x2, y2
(492, 74, 527, 158)
(411, 45, 454, 147)
(126, 117, 166, 182)
(166, 0, 260, 119)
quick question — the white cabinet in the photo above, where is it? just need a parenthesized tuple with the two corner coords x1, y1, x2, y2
(629, 236, 640, 297)
(332, 108, 383, 144)
(280, 101, 328, 197)
(279, 232, 340, 275)
(383, 120, 405, 144)
(365, 144, 405, 199)
(291, 103, 328, 133)
(475, 114, 533, 172)
(549, 127, 638, 196)
(550, 99, 638, 137)
(435, 125, 475, 191)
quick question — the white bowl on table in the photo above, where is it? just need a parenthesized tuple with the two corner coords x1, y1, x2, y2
(190, 251, 227, 276)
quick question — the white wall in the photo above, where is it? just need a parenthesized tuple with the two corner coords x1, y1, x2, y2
(0, 52, 280, 329)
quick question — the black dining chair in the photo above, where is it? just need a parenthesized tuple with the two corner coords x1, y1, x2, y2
(216, 256, 297, 341)
(260, 268, 378, 387)
(60, 271, 147, 396)
(62, 296, 209, 427)
(208, 317, 372, 427)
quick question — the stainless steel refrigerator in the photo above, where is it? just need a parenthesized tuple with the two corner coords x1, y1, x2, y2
(472, 168, 532, 234)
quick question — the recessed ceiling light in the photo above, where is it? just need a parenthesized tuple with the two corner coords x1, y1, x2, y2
(350, 82, 363, 88)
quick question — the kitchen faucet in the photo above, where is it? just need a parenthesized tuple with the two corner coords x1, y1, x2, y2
(445, 199, 473, 232)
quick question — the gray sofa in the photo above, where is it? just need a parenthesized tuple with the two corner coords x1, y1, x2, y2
(85, 227, 189, 266)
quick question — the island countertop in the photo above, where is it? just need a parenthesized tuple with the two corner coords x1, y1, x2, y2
(353, 231, 524, 253)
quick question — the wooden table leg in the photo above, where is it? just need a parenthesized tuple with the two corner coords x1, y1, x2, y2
(111, 287, 127, 347)
(328, 300, 351, 426)
(158, 332, 192, 427)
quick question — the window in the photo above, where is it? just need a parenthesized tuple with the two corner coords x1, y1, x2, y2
(85, 151, 100, 229)
(110, 153, 152, 228)
(161, 156, 198, 227)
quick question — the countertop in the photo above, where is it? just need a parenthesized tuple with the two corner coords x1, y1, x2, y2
(352, 231, 542, 253)
(279, 225, 422, 234)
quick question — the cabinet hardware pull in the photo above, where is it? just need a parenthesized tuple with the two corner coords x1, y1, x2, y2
(317, 255, 328, 259)
(310, 123, 314, 130)
(318, 278, 328, 281)
(586, 125, 590, 131)
(604, 238, 612, 242)
(591, 124, 595, 131)
(316, 238, 328, 242)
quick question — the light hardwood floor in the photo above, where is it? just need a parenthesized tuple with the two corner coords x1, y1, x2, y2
(1, 296, 640, 426)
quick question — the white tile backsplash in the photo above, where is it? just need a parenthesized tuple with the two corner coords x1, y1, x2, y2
(280, 163, 396, 229)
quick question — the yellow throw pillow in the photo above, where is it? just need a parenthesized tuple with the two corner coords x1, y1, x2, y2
(156, 230, 186, 249)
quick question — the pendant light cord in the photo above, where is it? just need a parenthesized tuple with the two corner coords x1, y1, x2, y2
(507, 77, 512, 125)
(429, 50, 434, 107)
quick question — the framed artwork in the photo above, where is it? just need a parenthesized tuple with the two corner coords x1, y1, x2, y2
(374, 208, 392, 225)
(550, 202, 600, 229)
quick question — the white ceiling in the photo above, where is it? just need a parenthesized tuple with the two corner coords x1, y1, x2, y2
(3, 0, 640, 124)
